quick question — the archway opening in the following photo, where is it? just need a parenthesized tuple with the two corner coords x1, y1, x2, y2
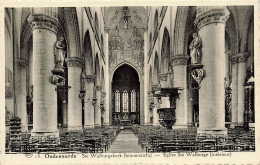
(112, 64, 140, 125)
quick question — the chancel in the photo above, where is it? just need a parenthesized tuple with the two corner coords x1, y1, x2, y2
(5, 6, 255, 153)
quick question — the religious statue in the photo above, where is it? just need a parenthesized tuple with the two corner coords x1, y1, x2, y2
(224, 77, 229, 89)
(54, 37, 66, 68)
(167, 65, 174, 87)
(189, 33, 202, 64)
(80, 71, 86, 90)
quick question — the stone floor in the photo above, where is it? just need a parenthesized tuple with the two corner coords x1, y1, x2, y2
(107, 128, 144, 153)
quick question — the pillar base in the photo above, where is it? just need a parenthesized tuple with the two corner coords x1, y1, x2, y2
(230, 122, 244, 128)
(31, 129, 59, 137)
(153, 123, 160, 127)
(95, 124, 102, 127)
(103, 123, 109, 126)
(68, 126, 82, 131)
(172, 125, 188, 129)
(197, 127, 227, 136)
(230, 122, 238, 128)
(84, 125, 95, 129)
(249, 123, 255, 128)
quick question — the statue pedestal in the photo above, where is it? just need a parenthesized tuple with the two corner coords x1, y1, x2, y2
(51, 67, 65, 76)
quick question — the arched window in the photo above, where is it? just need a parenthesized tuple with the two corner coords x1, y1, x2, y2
(131, 90, 136, 112)
(123, 90, 128, 112)
(115, 90, 120, 112)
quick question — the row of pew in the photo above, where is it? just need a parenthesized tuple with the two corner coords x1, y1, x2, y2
(132, 125, 255, 152)
(6, 126, 121, 154)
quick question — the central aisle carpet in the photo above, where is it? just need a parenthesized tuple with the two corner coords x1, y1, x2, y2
(107, 129, 144, 153)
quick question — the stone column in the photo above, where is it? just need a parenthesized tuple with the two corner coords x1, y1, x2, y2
(147, 91, 153, 124)
(62, 101, 68, 127)
(231, 55, 238, 127)
(153, 96, 160, 126)
(66, 57, 84, 130)
(187, 89, 194, 125)
(102, 92, 109, 126)
(143, 31, 149, 125)
(194, 7, 229, 135)
(152, 84, 160, 126)
(237, 52, 249, 125)
(16, 59, 28, 132)
(95, 85, 102, 127)
(171, 55, 189, 128)
(84, 75, 95, 128)
(104, 32, 110, 126)
(28, 10, 59, 136)
(225, 51, 231, 86)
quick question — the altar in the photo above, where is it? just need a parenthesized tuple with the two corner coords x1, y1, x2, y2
(120, 119, 131, 126)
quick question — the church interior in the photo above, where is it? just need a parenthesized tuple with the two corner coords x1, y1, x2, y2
(5, 6, 255, 153)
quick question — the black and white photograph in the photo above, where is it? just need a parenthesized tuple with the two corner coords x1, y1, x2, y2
(2, 1, 259, 164)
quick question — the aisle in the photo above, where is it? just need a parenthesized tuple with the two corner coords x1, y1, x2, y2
(107, 129, 144, 153)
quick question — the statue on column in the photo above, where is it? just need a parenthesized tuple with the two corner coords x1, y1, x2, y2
(167, 65, 174, 87)
(80, 71, 86, 91)
(189, 33, 202, 64)
(54, 37, 66, 69)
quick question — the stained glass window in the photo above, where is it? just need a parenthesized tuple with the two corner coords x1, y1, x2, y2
(115, 90, 120, 112)
(131, 90, 136, 112)
(123, 90, 128, 112)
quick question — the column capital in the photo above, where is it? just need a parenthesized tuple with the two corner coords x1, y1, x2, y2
(171, 54, 189, 66)
(96, 85, 102, 91)
(194, 7, 230, 30)
(237, 52, 250, 63)
(104, 27, 110, 33)
(65, 57, 84, 68)
(17, 59, 27, 69)
(158, 74, 168, 82)
(85, 75, 96, 84)
(152, 84, 161, 92)
(230, 55, 238, 65)
(27, 15, 58, 34)
(102, 92, 106, 97)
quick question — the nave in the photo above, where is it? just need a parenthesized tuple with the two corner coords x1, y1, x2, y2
(107, 129, 143, 153)
(4, 6, 255, 154)
(6, 124, 255, 153)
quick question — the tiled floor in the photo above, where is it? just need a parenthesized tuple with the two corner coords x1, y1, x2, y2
(107, 129, 144, 153)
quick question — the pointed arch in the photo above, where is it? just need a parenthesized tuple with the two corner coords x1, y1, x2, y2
(240, 6, 253, 52)
(149, 66, 153, 91)
(83, 30, 93, 75)
(153, 52, 159, 85)
(154, 9, 158, 32)
(95, 12, 99, 34)
(95, 54, 100, 85)
(101, 66, 105, 88)
(173, 6, 196, 56)
(59, 7, 81, 58)
(226, 7, 238, 54)
(161, 28, 170, 74)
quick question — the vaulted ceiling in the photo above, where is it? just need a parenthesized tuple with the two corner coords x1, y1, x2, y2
(104, 7, 148, 31)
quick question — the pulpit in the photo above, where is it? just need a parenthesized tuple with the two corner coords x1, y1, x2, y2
(153, 87, 183, 129)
